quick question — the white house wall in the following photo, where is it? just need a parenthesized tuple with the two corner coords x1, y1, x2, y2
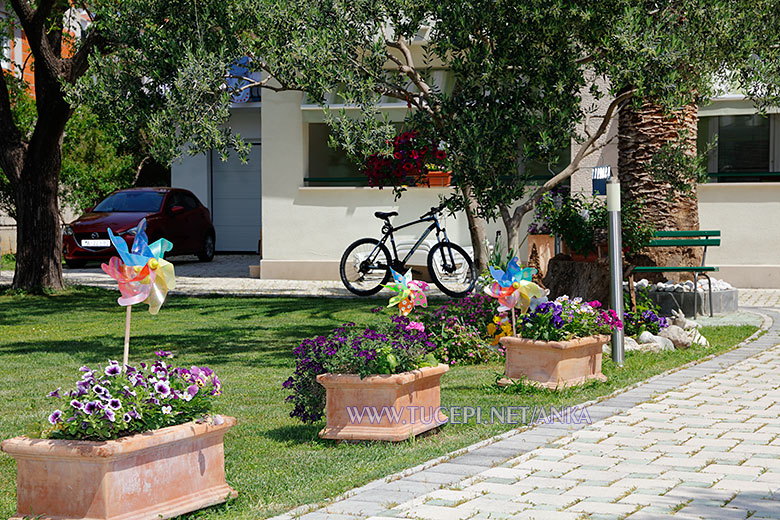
(698, 183, 780, 288)
(258, 89, 524, 280)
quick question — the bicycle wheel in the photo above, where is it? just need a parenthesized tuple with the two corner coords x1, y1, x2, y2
(427, 242, 476, 297)
(339, 238, 392, 296)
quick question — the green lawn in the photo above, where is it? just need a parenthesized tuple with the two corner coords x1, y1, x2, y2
(0, 286, 759, 518)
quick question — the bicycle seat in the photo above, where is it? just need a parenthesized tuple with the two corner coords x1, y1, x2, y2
(374, 211, 398, 220)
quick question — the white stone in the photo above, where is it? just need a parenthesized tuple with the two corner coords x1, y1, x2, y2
(652, 334, 675, 350)
(659, 325, 693, 350)
(671, 309, 702, 330)
(689, 328, 711, 348)
(638, 331, 656, 344)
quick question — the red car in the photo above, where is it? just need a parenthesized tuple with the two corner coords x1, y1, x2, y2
(63, 187, 216, 268)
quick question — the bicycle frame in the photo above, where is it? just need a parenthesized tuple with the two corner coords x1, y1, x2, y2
(367, 212, 454, 271)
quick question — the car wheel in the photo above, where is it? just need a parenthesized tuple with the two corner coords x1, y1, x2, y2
(197, 233, 215, 262)
(65, 259, 87, 269)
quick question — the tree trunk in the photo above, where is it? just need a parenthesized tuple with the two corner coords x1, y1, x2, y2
(460, 185, 488, 272)
(11, 79, 71, 291)
(618, 100, 701, 279)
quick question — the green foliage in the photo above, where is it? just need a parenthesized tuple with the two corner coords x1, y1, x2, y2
(59, 108, 138, 213)
(431, 321, 502, 366)
(536, 191, 655, 255)
(488, 231, 517, 273)
(622, 287, 669, 338)
(645, 129, 715, 200)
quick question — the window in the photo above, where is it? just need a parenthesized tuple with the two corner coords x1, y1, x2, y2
(305, 123, 365, 186)
(699, 114, 777, 182)
(94, 191, 165, 212)
(718, 115, 770, 172)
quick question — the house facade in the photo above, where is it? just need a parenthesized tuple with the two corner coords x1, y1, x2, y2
(172, 87, 780, 288)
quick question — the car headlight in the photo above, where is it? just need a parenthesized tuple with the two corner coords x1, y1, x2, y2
(63, 225, 74, 236)
(120, 225, 139, 236)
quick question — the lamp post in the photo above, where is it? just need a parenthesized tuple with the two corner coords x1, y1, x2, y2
(607, 175, 625, 367)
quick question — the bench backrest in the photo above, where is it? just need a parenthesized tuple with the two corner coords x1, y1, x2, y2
(648, 230, 720, 248)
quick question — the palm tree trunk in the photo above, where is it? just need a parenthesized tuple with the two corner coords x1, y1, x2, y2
(618, 100, 701, 278)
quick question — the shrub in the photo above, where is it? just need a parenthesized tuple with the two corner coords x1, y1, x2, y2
(419, 292, 496, 331)
(535, 191, 655, 255)
(283, 316, 439, 423)
(431, 320, 503, 365)
(44, 353, 222, 441)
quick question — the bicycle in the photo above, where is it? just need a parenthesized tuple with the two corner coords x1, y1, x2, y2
(339, 203, 477, 297)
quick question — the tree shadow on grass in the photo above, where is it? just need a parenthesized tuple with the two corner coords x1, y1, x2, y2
(263, 423, 333, 447)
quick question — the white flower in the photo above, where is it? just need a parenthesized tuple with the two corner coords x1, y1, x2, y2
(161, 406, 172, 414)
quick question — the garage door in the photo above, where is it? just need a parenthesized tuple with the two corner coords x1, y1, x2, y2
(210, 144, 261, 252)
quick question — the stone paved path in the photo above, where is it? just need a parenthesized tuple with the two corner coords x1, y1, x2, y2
(0, 254, 448, 298)
(4, 257, 780, 304)
(740, 290, 780, 308)
(272, 310, 780, 520)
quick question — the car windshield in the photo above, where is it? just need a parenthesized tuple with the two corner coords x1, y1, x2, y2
(93, 192, 165, 213)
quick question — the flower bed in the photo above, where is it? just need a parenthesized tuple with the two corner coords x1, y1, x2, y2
(44, 354, 222, 440)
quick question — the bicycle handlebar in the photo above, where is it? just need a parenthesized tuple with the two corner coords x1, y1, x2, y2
(423, 203, 446, 218)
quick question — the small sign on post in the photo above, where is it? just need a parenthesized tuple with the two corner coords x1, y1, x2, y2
(606, 172, 625, 366)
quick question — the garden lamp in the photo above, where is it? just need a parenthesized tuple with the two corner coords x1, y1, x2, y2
(607, 174, 625, 366)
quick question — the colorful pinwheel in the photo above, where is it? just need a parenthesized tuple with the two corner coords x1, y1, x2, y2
(101, 257, 155, 306)
(105, 218, 176, 315)
(385, 268, 429, 316)
(484, 257, 543, 335)
(101, 218, 177, 367)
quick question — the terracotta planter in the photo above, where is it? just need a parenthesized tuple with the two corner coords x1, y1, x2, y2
(1, 417, 237, 520)
(562, 242, 607, 262)
(499, 335, 609, 389)
(317, 364, 449, 442)
(424, 170, 452, 187)
(527, 234, 555, 277)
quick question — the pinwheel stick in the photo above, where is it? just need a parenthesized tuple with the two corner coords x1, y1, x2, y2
(511, 307, 516, 337)
(123, 305, 132, 368)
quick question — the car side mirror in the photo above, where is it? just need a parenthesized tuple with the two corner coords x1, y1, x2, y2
(170, 205, 185, 215)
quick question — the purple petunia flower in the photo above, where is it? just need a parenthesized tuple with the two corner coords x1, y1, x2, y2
(70, 399, 83, 410)
(123, 412, 133, 422)
(48, 387, 61, 398)
(48, 410, 63, 425)
(108, 399, 122, 410)
(154, 380, 171, 398)
(104, 409, 116, 422)
(104, 363, 121, 377)
(93, 385, 108, 397)
(83, 401, 100, 415)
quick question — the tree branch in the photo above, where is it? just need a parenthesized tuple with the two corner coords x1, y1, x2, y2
(9, 0, 63, 81)
(512, 88, 636, 221)
(385, 38, 436, 107)
(69, 30, 103, 83)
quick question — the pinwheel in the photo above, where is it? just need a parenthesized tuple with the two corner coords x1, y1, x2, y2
(385, 268, 429, 316)
(101, 218, 177, 367)
(484, 257, 542, 335)
(107, 218, 176, 314)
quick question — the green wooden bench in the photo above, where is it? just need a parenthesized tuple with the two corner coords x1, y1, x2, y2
(631, 230, 720, 318)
